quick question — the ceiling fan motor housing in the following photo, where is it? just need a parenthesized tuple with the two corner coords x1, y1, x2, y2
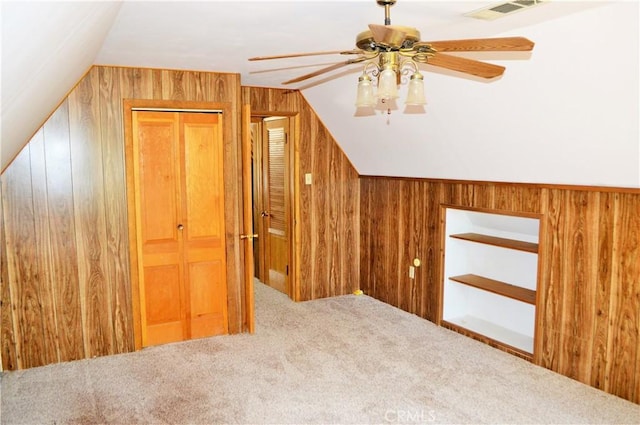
(356, 26, 421, 51)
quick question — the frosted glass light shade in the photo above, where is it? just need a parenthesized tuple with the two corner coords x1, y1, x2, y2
(405, 72, 426, 106)
(355, 75, 376, 107)
(377, 67, 399, 100)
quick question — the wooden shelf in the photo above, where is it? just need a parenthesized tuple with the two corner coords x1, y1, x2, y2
(449, 274, 536, 305)
(450, 232, 538, 253)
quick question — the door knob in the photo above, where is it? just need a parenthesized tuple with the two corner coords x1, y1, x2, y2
(177, 224, 184, 230)
(261, 211, 270, 217)
(240, 233, 259, 240)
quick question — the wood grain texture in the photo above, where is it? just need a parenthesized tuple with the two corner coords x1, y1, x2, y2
(360, 176, 640, 403)
(1, 147, 55, 368)
(0, 188, 18, 370)
(558, 191, 598, 382)
(606, 193, 640, 402)
(28, 127, 60, 364)
(69, 68, 115, 358)
(242, 86, 360, 301)
(100, 67, 134, 354)
(1, 66, 244, 369)
(590, 192, 614, 392)
(42, 101, 85, 362)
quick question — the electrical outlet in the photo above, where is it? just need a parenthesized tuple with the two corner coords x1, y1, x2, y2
(305, 173, 312, 185)
(409, 265, 415, 279)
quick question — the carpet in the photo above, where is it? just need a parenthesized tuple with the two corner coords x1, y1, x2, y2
(1, 281, 638, 424)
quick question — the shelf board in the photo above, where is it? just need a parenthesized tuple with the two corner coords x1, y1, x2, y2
(450, 232, 538, 253)
(441, 316, 533, 358)
(449, 274, 536, 305)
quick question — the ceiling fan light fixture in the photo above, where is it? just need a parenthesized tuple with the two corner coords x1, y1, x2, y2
(405, 71, 426, 106)
(250, 0, 534, 115)
(355, 73, 376, 107)
(377, 66, 399, 101)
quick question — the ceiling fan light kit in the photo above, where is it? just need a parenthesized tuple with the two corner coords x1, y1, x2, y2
(248, 0, 535, 115)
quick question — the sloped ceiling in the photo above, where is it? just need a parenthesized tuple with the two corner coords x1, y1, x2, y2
(1, 1, 123, 170)
(2, 1, 639, 187)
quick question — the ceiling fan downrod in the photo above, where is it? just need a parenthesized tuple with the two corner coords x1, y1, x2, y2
(377, 0, 397, 25)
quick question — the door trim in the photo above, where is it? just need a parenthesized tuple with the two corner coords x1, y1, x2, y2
(241, 105, 255, 333)
(124, 99, 236, 350)
(249, 110, 301, 302)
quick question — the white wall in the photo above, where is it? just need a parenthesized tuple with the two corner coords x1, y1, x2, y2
(304, 2, 640, 188)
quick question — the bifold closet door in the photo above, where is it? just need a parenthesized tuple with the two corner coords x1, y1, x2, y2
(132, 111, 228, 347)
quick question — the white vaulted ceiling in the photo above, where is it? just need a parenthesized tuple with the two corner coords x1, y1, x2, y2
(2, 1, 639, 187)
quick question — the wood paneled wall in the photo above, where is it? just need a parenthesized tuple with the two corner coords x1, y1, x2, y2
(0, 66, 245, 370)
(360, 177, 640, 403)
(242, 87, 360, 301)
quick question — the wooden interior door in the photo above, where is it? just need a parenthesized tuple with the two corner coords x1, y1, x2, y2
(261, 117, 290, 294)
(132, 110, 228, 347)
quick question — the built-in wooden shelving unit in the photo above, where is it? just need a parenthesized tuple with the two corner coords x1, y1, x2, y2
(441, 206, 541, 358)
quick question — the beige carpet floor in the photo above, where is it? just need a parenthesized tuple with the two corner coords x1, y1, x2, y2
(1, 281, 639, 424)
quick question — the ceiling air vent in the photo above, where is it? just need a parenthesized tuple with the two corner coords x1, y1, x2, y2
(466, 0, 546, 20)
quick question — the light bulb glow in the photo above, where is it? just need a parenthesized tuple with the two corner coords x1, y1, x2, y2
(405, 72, 426, 106)
(377, 67, 399, 101)
(355, 74, 376, 107)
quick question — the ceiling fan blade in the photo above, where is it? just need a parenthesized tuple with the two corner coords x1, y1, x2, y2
(282, 57, 367, 85)
(249, 49, 363, 61)
(425, 37, 535, 52)
(368, 24, 407, 48)
(425, 53, 505, 79)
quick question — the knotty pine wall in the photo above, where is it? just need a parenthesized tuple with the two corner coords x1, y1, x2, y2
(0, 66, 245, 370)
(242, 87, 360, 301)
(360, 177, 640, 403)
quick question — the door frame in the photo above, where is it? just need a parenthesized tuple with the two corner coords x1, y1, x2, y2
(123, 99, 237, 350)
(247, 109, 301, 302)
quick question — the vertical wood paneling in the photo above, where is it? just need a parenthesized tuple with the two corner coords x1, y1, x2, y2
(606, 193, 640, 402)
(28, 128, 60, 364)
(359, 180, 373, 295)
(99, 66, 134, 354)
(360, 176, 640, 403)
(473, 183, 495, 209)
(591, 192, 614, 392)
(42, 101, 85, 362)
(406, 181, 422, 315)
(2, 147, 53, 367)
(133, 68, 154, 99)
(398, 182, 412, 312)
(0, 190, 18, 370)
(424, 182, 443, 322)
(328, 140, 340, 295)
(384, 182, 398, 304)
(558, 191, 597, 382)
(152, 69, 163, 99)
(538, 189, 564, 371)
(184, 71, 206, 101)
(2, 66, 244, 369)
(68, 68, 115, 358)
(312, 123, 328, 299)
(343, 158, 359, 295)
(371, 179, 389, 303)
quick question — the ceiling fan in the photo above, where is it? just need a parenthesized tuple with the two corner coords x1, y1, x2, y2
(248, 0, 535, 89)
